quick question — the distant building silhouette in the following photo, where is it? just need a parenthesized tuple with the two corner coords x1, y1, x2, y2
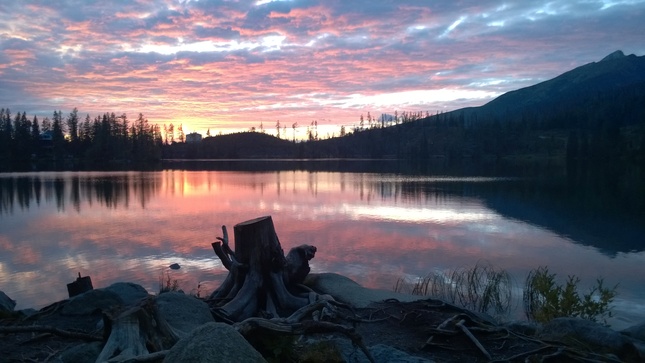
(186, 132, 202, 144)
(40, 130, 53, 148)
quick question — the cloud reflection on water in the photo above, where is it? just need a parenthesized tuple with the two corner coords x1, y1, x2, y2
(0, 170, 643, 329)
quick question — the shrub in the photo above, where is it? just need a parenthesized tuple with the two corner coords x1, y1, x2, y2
(523, 266, 617, 325)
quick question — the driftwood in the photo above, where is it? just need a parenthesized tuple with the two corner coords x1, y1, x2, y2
(96, 297, 181, 363)
(209, 216, 318, 321)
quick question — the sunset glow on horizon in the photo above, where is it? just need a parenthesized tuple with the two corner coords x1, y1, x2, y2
(1, 1, 644, 137)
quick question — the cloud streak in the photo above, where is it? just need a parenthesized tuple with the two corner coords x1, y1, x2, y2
(1, 0, 644, 135)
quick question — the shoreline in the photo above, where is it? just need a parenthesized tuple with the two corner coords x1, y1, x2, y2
(2, 273, 645, 362)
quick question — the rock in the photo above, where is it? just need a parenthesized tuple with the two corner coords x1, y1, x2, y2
(59, 283, 148, 316)
(0, 291, 16, 312)
(60, 289, 123, 316)
(503, 320, 539, 337)
(164, 322, 267, 363)
(538, 317, 639, 361)
(18, 308, 38, 317)
(368, 344, 435, 363)
(621, 322, 645, 361)
(304, 273, 425, 308)
(155, 291, 214, 336)
(56, 342, 102, 363)
(326, 338, 434, 363)
(103, 282, 149, 306)
(622, 321, 645, 342)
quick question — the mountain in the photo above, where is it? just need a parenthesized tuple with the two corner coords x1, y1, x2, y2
(166, 51, 645, 161)
(469, 50, 645, 123)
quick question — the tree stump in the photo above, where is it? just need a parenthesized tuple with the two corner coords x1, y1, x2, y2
(96, 297, 180, 363)
(209, 216, 317, 321)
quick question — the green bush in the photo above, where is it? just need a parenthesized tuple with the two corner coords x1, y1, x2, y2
(523, 266, 617, 325)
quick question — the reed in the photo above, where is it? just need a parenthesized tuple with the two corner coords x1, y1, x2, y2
(395, 264, 618, 324)
(395, 261, 514, 318)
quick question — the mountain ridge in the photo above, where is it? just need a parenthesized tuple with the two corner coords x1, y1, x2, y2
(166, 50, 645, 161)
(471, 50, 645, 121)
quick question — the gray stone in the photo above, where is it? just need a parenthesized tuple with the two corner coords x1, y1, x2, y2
(368, 344, 435, 363)
(631, 341, 645, 362)
(503, 320, 539, 336)
(156, 291, 214, 336)
(164, 322, 267, 363)
(0, 290, 16, 312)
(58, 282, 148, 316)
(61, 289, 124, 315)
(304, 273, 426, 308)
(103, 282, 149, 306)
(57, 342, 102, 363)
(621, 322, 645, 361)
(18, 308, 38, 317)
(538, 317, 639, 361)
(622, 321, 645, 342)
(329, 338, 434, 363)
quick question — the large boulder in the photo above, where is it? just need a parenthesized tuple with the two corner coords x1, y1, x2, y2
(0, 290, 16, 312)
(367, 344, 435, 363)
(155, 292, 214, 336)
(103, 282, 149, 306)
(622, 322, 645, 361)
(164, 322, 267, 363)
(61, 289, 123, 316)
(344, 341, 434, 363)
(304, 273, 425, 308)
(503, 320, 540, 337)
(622, 321, 645, 342)
(538, 317, 640, 361)
(60, 282, 149, 316)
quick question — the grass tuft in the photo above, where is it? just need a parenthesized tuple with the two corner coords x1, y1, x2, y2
(395, 263, 618, 324)
(159, 269, 180, 294)
(395, 261, 514, 318)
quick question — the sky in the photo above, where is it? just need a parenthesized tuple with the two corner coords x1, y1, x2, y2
(1, 0, 644, 138)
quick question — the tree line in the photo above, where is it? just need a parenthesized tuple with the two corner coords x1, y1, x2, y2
(0, 107, 163, 171)
(3, 80, 643, 170)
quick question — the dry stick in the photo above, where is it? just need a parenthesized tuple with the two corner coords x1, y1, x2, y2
(455, 319, 492, 360)
(219, 225, 234, 256)
(212, 241, 232, 270)
(0, 325, 102, 341)
(490, 345, 555, 363)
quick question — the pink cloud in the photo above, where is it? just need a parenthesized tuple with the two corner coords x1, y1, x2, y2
(1, 1, 643, 135)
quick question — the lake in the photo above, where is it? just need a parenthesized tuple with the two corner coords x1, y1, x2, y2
(1, 160, 643, 329)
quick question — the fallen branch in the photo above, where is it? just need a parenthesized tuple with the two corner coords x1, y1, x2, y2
(456, 319, 492, 360)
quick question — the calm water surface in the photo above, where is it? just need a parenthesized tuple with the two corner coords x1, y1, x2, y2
(1, 162, 644, 329)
